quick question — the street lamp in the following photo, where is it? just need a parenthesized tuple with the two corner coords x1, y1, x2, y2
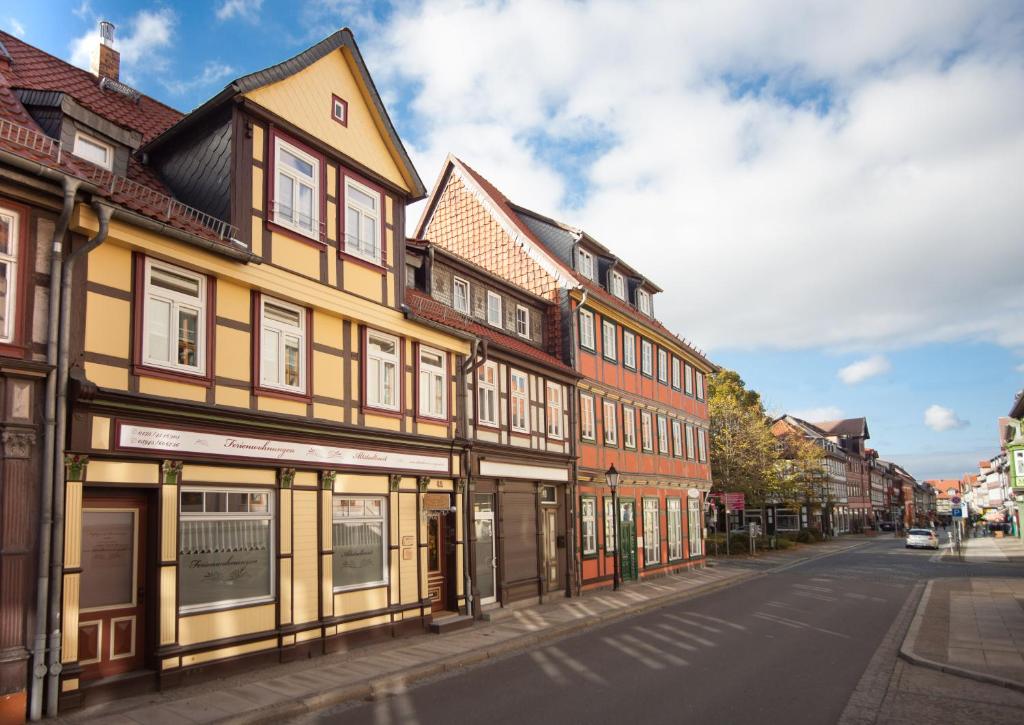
(607, 463, 620, 591)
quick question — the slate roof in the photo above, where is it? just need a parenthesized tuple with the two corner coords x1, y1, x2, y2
(813, 417, 870, 439)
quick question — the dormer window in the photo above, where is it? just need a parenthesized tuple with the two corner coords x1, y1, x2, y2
(637, 289, 651, 315)
(610, 270, 625, 300)
(331, 94, 348, 126)
(486, 290, 502, 327)
(72, 131, 113, 170)
(578, 248, 594, 280)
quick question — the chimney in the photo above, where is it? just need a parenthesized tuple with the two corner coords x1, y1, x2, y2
(91, 21, 120, 81)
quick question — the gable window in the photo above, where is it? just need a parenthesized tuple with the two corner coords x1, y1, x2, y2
(274, 138, 320, 239)
(698, 428, 708, 462)
(580, 392, 596, 441)
(453, 276, 470, 314)
(143, 259, 207, 375)
(696, 371, 706, 401)
(610, 270, 625, 299)
(637, 288, 651, 315)
(331, 95, 348, 126)
(622, 405, 637, 449)
(643, 498, 661, 565)
(641, 339, 653, 376)
(578, 248, 594, 280)
(657, 349, 668, 384)
(72, 131, 113, 170)
(657, 415, 669, 454)
(546, 381, 563, 439)
(603, 400, 617, 446)
(486, 291, 502, 327)
(641, 411, 653, 452)
(0, 206, 19, 344)
(685, 424, 695, 460)
(344, 177, 381, 264)
(601, 320, 617, 361)
(667, 498, 683, 561)
(671, 357, 681, 389)
(516, 305, 529, 338)
(477, 361, 498, 427)
(622, 329, 636, 369)
(260, 297, 306, 393)
(366, 330, 400, 411)
(332, 496, 387, 591)
(672, 420, 683, 457)
(685, 363, 694, 396)
(510, 370, 529, 433)
(604, 497, 616, 552)
(579, 308, 595, 351)
(418, 346, 447, 420)
(581, 496, 597, 556)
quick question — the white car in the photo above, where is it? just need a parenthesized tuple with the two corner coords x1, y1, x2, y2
(905, 528, 939, 550)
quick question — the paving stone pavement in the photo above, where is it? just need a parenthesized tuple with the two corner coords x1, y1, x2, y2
(55, 540, 859, 725)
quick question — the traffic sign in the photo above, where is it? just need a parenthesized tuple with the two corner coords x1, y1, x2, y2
(951, 496, 962, 504)
(952, 506, 963, 518)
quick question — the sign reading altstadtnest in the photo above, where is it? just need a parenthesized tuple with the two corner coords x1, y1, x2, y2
(118, 424, 450, 473)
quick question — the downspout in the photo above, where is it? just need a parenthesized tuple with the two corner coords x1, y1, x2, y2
(45, 202, 112, 716)
(29, 176, 80, 722)
(569, 288, 587, 598)
(457, 339, 476, 618)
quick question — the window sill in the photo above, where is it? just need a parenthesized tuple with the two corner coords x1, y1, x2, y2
(179, 595, 275, 616)
(338, 249, 386, 272)
(333, 581, 388, 594)
(477, 420, 500, 430)
(363, 405, 403, 419)
(602, 356, 617, 364)
(415, 412, 450, 425)
(267, 219, 324, 247)
(254, 385, 312, 404)
(133, 363, 213, 388)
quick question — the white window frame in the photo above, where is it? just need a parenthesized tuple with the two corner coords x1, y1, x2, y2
(332, 97, 348, 125)
(602, 320, 617, 361)
(344, 176, 382, 263)
(417, 345, 447, 420)
(580, 392, 596, 441)
(698, 428, 708, 462)
(685, 363, 695, 396)
(667, 498, 683, 561)
(637, 288, 651, 315)
(72, 130, 113, 170)
(657, 415, 669, 454)
(672, 419, 683, 457)
(641, 411, 654, 452)
(643, 498, 661, 565)
(603, 400, 617, 446)
(622, 329, 636, 369)
(604, 497, 616, 552)
(516, 304, 529, 339)
(671, 357, 681, 389)
(581, 496, 597, 556)
(477, 361, 498, 427)
(486, 290, 502, 328)
(622, 405, 637, 449)
(0, 206, 18, 344)
(579, 308, 595, 351)
(366, 329, 400, 412)
(578, 248, 594, 280)
(331, 495, 388, 592)
(259, 296, 307, 394)
(610, 270, 625, 299)
(546, 381, 563, 439)
(274, 137, 320, 241)
(510, 369, 529, 433)
(641, 339, 653, 376)
(657, 348, 668, 383)
(142, 258, 207, 376)
(453, 276, 470, 314)
(696, 371, 706, 400)
(686, 424, 696, 460)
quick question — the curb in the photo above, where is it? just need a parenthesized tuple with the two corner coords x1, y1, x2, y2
(898, 578, 1024, 694)
(219, 540, 865, 724)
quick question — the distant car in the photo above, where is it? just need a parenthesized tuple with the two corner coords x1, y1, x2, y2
(906, 528, 939, 550)
(879, 521, 895, 532)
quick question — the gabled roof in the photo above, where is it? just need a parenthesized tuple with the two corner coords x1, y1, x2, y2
(813, 417, 870, 439)
(1010, 389, 1024, 419)
(144, 29, 424, 199)
(775, 414, 829, 438)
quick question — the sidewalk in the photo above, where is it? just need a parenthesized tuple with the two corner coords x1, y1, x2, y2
(57, 540, 859, 725)
(943, 532, 1024, 563)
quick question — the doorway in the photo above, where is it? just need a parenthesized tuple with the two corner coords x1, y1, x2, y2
(426, 509, 454, 613)
(473, 494, 497, 605)
(618, 499, 638, 582)
(78, 492, 148, 681)
(541, 507, 559, 590)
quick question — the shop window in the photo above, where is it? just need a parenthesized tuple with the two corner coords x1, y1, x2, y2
(332, 496, 387, 590)
(344, 177, 381, 264)
(546, 381, 563, 439)
(366, 329, 400, 411)
(418, 345, 447, 419)
(622, 405, 637, 449)
(579, 308, 595, 351)
(688, 498, 703, 557)
(641, 410, 653, 452)
(581, 496, 597, 556)
(453, 276, 470, 314)
(0, 206, 18, 344)
(667, 498, 683, 561)
(178, 488, 273, 612)
(274, 137, 320, 239)
(510, 369, 529, 433)
(623, 329, 636, 369)
(478, 361, 498, 426)
(580, 392, 596, 441)
(604, 496, 616, 552)
(142, 258, 207, 376)
(643, 498, 661, 565)
(260, 296, 306, 393)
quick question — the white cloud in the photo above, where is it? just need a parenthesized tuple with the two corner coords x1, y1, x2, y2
(790, 406, 844, 422)
(72, 2, 91, 20)
(70, 8, 176, 80)
(924, 404, 969, 432)
(1016, 362, 1024, 373)
(362, 0, 1024, 354)
(8, 18, 26, 37)
(216, 0, 263, 23)
(162, 61, 235, 96)
(837, 354, 891, 384)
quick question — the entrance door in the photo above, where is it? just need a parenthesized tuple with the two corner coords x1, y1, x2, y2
(473, 494, 497, 605)
(618, 499, 638, 582)
(78, 493, 147, 680)
(541, 507, 559, 590)
(426, 511, 449, 613)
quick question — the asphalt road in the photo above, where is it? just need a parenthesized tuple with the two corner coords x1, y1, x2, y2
(301, 537, 1024, 725)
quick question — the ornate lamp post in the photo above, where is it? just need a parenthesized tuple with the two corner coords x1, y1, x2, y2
(607, 463, 620, 591)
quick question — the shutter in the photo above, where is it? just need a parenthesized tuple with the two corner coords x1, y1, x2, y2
(502, 492, 537, 582)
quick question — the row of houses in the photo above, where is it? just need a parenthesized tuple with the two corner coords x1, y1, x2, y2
(0, 25, 714, 720)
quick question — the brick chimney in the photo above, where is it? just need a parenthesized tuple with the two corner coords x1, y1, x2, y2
(91, 20, 120, 81)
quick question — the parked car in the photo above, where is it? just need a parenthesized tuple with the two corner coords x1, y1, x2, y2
(879, 521, 895, 532)
(906, 528, 939, 550)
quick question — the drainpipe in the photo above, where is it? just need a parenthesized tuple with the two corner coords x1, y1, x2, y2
(569, 288, 587, 597)
(457, 339, 476, 618)
(45, 201, 112, 716)
(29, 176, 80, 721)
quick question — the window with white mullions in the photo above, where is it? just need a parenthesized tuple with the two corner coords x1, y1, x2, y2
(366, 330, 400, 411)
(487, 291, 502, 327)
(667, 498, 683, 560)
(332, 496, 387, 590)
(643, 498, 661, 565)
(580, 392, 595, 441)
(623, 329, 636, 369)
(260, 297, 306, 393)
(657, 415, 669, 454)
(274, 139, 319, 239)
(418, 346, 447, 419)
(581, 496, 597, 555)
(453, 277, 470, 314)
(143, 259, 206, 375)
(603, 400, 617, 446)
(602, 320, 617, 361)
(604, 497, 616, 552)
(641, 339, 653, 376)
(516, 305, 530, 338)
(510, 370, 529, 433)
(698, 428, 708, 462)
(0, 207, 18, 343)
(478, 361, 498, 426)
(345, 177, 381, 264)
(685, 424, 695, 460)
(622, 405, 637, 449)
(671, 419, 683, 457)
(641, 411, 653, 451)
(579, 308, 595, 351)
(546, 381, 563, 439)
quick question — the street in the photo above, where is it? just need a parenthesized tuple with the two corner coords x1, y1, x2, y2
(301, 537, 1024, 725)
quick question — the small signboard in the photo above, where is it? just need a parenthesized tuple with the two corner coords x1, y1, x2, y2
(724, 493, 745, 511)
(952, 506, 963, 518)
(422, 493, 451, 511)
(951, 496, 962, 505)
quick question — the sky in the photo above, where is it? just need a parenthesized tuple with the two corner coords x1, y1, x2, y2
(5, 1, 1023, 480)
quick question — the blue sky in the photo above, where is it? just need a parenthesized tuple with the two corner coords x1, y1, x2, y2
(6, 1, 1023, 480)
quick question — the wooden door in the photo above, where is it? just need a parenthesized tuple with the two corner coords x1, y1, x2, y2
(78, 493, 147, 680)
(542, 507, 559, 589)
(619, 499, 638, 582)
(426, 512, 448, 612)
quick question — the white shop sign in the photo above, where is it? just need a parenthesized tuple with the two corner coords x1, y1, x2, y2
(118, 424, 450, 473)
(478, 460, 569, 482)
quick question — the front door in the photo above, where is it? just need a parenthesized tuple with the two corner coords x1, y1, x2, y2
(619, 499, 638, 582)
(473, 494, 497, 605)
(542, 507, 559, 590)
(78, 493, 147, 680)
(426, 511, 449, 612)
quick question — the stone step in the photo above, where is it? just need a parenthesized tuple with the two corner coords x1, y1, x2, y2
(429, 614, 475, 635)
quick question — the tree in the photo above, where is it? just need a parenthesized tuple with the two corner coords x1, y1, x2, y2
(775, 429, 830, 532)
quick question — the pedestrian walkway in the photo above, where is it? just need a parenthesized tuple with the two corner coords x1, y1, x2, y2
(938, 530, 1024, 563)
(901, 576, 1024, 691)
(56, 540, 858, 725)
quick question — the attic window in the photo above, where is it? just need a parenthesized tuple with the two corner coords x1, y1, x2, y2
(72, 131, 113, 170)
(332, 95, 348, 127)
(637, 289, 651, 315)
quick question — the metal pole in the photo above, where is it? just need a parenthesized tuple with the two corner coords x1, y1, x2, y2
(612, 488, 620, 591)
